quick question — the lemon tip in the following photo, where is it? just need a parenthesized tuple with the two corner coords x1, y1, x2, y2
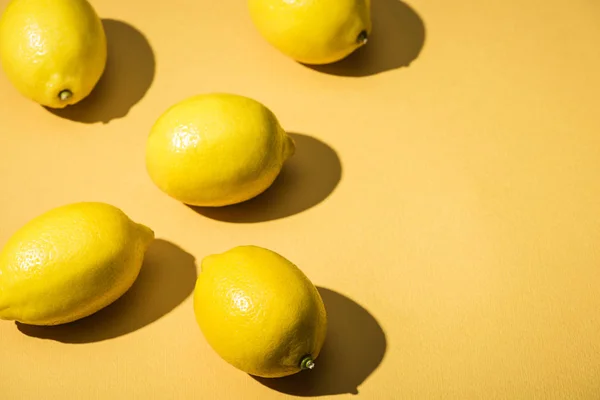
(136, 223, 155, 246)
(58, 89, 72, 101)
(300, 355, 315, 371)
(284, 134, 296, 160)
(357, 30, 368, 45)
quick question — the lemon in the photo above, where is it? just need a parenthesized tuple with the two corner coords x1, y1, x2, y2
(0, 202, 154, 326)
(146, 93, 295, 207)
(0, 0, 107, 108)
(248, 0, 372, 65)
(194, 245, 327, 378)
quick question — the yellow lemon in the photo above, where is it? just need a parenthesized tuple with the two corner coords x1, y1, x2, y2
(0, 202, 154, 326)
(0, 0, 107, 108)
(194, 245, 327, 378)
(248, 0, 372, 65)
(146, 93, 295, 207)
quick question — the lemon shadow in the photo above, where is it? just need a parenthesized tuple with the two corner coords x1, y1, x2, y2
(253, 287, 387, 396)
(308, 0, 426, 77)
(16, 239, 197, 343)
(46, 19, 155, 123)
(190, 133, 342, 223)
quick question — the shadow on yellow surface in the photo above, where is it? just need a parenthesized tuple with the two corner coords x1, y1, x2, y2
(16, 239, 196, 343)
(46, 19, 155, 124)
(191, 133, 342, 223)
(254, 287, 387, 396)
(309, 0, 425, 77)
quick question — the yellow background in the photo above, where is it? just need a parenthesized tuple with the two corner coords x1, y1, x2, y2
(1, 0, 599, 398)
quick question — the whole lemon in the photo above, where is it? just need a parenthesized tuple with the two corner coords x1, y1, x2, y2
(146, 93, 295, 207)
(248, 0, 372, 65)
(194, 245, 327, 378)
(0, 0, 107, 108)
(0, 202, 154, 326)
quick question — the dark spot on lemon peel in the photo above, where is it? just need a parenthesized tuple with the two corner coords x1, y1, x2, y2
(357, 30, 368, 45)
(58, 90, 72, 101)
(300, 355, 315, 370)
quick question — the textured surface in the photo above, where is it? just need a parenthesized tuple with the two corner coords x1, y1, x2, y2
(194, 245, 327, 378)
(0, 0, 106, 108)
(0, 0, 599, 398)
(0, 202, 154, 325)
(146, 93, 294, 207)
(248, 0, 372, 64)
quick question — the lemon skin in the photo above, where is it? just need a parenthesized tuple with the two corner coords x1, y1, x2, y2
(249, 0, 372, 65)
(146, 93, 295, 207)
(194, 245, 327, 378)
(0, 0, 107, 108)
(0, 202, 154, 326)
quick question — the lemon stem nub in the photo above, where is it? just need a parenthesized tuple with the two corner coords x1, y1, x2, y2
(59, 90, 72, 101)
(300, 355, 315, 370)
(357, 30, 368, 45)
